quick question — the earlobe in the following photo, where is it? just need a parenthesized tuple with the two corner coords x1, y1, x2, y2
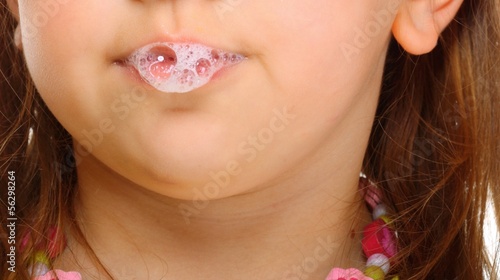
(14, 26, 23, 51)
(6, 0, 20, 21)
(392, 0, 464, 55)
(6, 0, 22, 50)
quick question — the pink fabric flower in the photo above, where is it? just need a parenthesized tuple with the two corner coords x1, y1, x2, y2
(33, 269, 82, 280)
(325, 268, 374, 280)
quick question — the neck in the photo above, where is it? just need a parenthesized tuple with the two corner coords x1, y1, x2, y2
(57, 152, 371, 280)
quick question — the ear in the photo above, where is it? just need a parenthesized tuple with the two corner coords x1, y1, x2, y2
(392, 0, 464, 55)
(6, 0, 22, 50)
(6, 0, 20, 21)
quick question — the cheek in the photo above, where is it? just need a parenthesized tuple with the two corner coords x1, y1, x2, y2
(237, 1, 394, 120)
(20, 1, 101, 72)
(18, 1, 120, 130)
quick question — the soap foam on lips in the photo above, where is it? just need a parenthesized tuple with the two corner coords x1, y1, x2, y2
(126, 42, 245, 93)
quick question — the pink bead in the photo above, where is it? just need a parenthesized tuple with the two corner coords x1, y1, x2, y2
(361, 180, 383, 210)
(46, 227, 66, 259)
(362, 219, 397, 258)
(19, 231, 31, 253)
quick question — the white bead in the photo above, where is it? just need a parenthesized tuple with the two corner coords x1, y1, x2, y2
(29, 263, 50, 277)
(366, 253, 390, 274)
(372, 203, 388, 220)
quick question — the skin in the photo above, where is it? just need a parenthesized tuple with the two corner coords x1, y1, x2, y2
(8, 0, 462, 279)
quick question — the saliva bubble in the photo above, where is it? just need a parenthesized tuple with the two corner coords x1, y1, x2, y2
(127, 43, 245, 93)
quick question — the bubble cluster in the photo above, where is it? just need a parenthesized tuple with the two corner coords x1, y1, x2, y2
(127, 42, 245, 93)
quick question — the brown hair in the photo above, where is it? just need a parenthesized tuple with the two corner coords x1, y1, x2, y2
(364, 0, 500, 278)
(1, 0, 499, 279)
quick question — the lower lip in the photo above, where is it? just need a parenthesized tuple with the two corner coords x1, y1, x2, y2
(114, 61, 241, 93)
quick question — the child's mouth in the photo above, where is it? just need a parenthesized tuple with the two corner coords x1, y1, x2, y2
(125, 42, 246, 93)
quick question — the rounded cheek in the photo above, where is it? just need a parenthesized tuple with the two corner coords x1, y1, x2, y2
(19, 1, 120, 132)
(240, 1, 391, 124)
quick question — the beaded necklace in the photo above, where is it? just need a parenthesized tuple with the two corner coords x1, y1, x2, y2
(27, 178, 398, 280)
(325, 178, 399, 280)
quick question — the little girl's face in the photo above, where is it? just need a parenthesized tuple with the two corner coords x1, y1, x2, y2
(16, 0, 397, 199)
